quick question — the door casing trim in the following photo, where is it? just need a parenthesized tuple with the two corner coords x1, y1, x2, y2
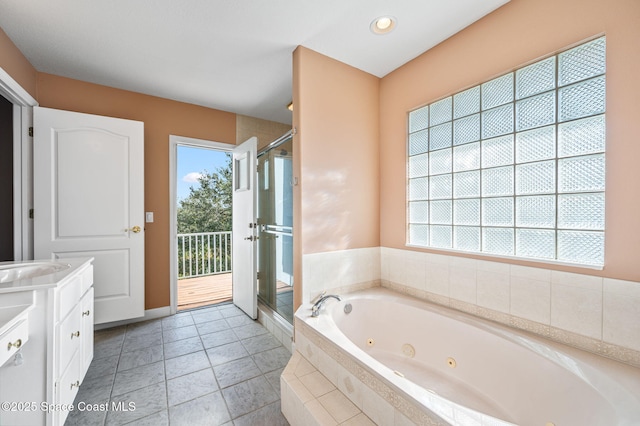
(0, 67, 38, 261)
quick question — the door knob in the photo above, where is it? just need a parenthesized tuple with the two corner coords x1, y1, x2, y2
(130, 226, 142, 233)
(244, 236, 259, 241)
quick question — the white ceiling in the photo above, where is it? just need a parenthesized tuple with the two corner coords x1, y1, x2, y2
(0, 0, 508, 125)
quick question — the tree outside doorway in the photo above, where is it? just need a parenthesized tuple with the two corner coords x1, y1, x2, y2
(177, 149, 233, 309)
(178, 154, 232, 234)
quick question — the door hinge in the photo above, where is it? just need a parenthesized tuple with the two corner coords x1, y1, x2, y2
(28, 127, 33, 137)
(29, 209, 34, 219)
(257, 271, 260, 280)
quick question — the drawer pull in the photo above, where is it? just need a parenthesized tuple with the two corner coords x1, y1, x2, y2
(82, 310, 91, 317)
(70, 331, 80, 339)
(7, 339, 22, 351)
(70, 380, 80, 390)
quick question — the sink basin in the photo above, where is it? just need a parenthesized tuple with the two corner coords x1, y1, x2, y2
(0, 262, 71, 283)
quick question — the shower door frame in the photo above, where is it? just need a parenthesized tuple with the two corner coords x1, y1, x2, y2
(256, 131, 294, 323)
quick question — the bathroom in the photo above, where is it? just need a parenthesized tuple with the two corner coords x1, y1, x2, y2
(2, 0, 640, 424)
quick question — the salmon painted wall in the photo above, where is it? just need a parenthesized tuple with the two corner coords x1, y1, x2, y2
(1, 29, 297, 311)
(0, 28, 37, 99)
(380, 0, 640, 282)
(37, 73, 236, 309)
(292, 46, 380, 307)
(294, 47, 380, 254)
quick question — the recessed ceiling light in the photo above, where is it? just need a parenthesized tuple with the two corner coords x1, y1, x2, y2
(370, 16, 396, 35)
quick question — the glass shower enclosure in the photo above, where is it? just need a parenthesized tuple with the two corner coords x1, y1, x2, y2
(257, 132, 294, 323)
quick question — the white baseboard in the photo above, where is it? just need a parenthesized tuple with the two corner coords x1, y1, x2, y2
(95, 306, 171, 330)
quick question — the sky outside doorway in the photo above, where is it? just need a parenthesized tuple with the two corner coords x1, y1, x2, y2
(177, 146, 229, 201)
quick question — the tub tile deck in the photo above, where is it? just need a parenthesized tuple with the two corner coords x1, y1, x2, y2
(281, 350, 376, 426)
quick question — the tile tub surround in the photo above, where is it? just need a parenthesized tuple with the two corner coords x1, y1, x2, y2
(288, 289, 640, 426)
(302, 247, 381, 304)
(305, 246, 640, 367)
(281, 350, 378, 426)
(379, 247, 640, 367)
(285, 318, 446, 426)
(65, 303, 290, 426)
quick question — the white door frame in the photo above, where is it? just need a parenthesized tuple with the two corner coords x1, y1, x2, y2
(0, 67, 38, 261)
(169, 135, 235, 315)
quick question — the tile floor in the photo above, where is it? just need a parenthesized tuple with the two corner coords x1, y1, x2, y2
(65, 303, 291, 426)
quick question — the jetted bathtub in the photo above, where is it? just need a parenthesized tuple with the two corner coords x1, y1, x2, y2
(297, 288, 640, 425)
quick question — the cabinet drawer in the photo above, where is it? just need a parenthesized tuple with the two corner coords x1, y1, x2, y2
(0, 319, 29, 367)
(57, 276, 81, 322)
(56, 350, 81, 426)
(57, 304, 81, 374)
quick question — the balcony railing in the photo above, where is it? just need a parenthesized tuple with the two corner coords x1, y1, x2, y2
(177, 231, 232, 279)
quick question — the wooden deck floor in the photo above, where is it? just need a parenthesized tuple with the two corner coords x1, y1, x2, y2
(178, 273, 232, 311)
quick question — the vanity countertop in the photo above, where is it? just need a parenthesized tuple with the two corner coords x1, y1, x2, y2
(0, 258, 94, 294)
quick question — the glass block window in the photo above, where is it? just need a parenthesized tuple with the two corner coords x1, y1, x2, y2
(407, 37, 606, 266)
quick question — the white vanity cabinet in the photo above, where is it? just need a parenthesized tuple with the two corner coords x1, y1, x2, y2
(80, 287, 95, 377)
(50, 264, 94, 426)
(0, 258, 94, 426)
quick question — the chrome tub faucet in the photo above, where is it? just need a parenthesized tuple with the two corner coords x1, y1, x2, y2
(311, 293, 341, 317)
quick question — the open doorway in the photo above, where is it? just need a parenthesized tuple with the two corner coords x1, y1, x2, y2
(0, 70, 38, 263)
(0, 95, 14, 261)
(169, 136, 235, 312)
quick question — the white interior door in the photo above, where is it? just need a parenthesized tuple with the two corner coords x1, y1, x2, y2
(232, 137, 257, 319)
(34, 107, 145, 324)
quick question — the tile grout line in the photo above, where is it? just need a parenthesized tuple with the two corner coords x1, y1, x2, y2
(84, 302, 290, 425)
(121, 321, 165, 425)
(104, 325, 126, 426)
(162, 310, 181, 425)
(196, 306, 233, 423)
